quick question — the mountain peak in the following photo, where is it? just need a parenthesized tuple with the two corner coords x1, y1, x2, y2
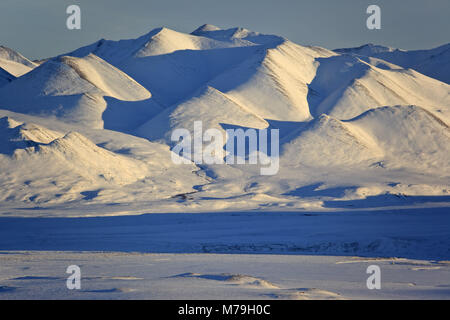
(191, 24, 222, 35)
(0, 45, 37, 77)
(334, 43, 396, 56)
(0, 45, 37, 68)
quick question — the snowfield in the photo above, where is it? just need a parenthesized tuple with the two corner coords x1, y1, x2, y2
(0, 207, 449, 299)
(1, 251, 449, 300)
(0, 24, 449, 299)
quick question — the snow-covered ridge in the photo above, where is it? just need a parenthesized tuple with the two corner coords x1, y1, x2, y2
(335, 43, 450, 84)
(0, 53, 153, 129)
(0, 67, 15, 87)
(0, 25, 449, 214)
(0, 45, 37, 77)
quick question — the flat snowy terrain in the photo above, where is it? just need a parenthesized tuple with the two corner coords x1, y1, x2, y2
(0, 207, 449, 299)
(1, 251, 449, 300)
(0, 24, 449, 299)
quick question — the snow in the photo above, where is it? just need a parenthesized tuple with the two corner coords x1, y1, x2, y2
(135, 85, 268, 144)
(0, 46, 37, 77)
(0, 67, 15, 88)
(0, 46, 37, 68)
(335, 43, 450, 84)
(0, 25, 449, 299)
(191, 25, 285, 46)
(334, 43, 398, 56)
(308, 54, 450, 122)
(0, 116, 205, 205)
(348, 105, 450, 173)
(0, 54, 153, 129)
(1, 251, 449, 300)
(209, 41, 333, 121)
(0, 24, 448, 215)
(0, 24, 447, 215)
(0, 207, 449, 299)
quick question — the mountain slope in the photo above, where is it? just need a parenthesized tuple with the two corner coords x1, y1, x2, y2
(0, 46, 37, 77)
(0, 67, 15, 87)
(0, 116, 205, 204)
(66, 29, 268, 107)
(308, 54, 450, 122)
(209, 40, 335, 121)
(0, 116, 148, 203)
(0, 54, 155, 129)
(191, 24, 284, 45)
(68, 27, 242, 64)
(281, 114, 382, 168)
(0, 25, 449, 214)
(335, 43, 450, 84)
(282, 104, 450, 174)
(348, 105, 450, 173)
(62, 26, 310, 112)
(136, 86, 268, 144)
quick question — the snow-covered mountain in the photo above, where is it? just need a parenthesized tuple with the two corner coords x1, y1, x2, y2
(335, 43, 450, 84)
(0, 116, 204, 205)
(0, 53, 156, 129)
(0, 45, 37, 77)
(0, 25, 449, 216)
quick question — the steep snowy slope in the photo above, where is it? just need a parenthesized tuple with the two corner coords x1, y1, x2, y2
(0, 116, 205, 205)
(281, 104, 450, 176)
(0, 54, 155, 129)
(134, 27, 241, 57)
(120, 44, 265, 107)
(59, 26, 449, 125)
(308, 54, 450, 122)
(136, 86, 268, 143)
(348, 105, 450, 173)
(210, 40, 335, 121)
(64, 28, 268, 107)
(62, 26, 321, 113)
(0, 54, 150, 100)
(0, 46, 37, 76)
(0, 25, 449, 214)
(335, 43, 450, 84)
(0, 67, 15, 87)
(0, 116, 147, 183)
(68, 27, 241, 64)
(59, 54, 151, 100)
(281, 114, 382, 168)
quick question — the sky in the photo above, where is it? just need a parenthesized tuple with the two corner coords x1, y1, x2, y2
(0, 0, 449, 59)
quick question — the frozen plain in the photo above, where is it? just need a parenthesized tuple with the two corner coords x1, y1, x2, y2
(0, 207, 449, 299)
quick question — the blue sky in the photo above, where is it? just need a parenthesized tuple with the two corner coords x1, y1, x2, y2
(1, 0, 449, 59)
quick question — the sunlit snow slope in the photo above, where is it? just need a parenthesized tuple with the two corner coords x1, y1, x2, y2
(335, 43, 450, 85)
(0, 25, 449, 216)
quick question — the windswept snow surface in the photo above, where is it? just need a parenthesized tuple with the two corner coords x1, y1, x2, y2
(0, 25, 449, 299)
(1, 251, 450, 300)
(0, 208, 449, 299)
